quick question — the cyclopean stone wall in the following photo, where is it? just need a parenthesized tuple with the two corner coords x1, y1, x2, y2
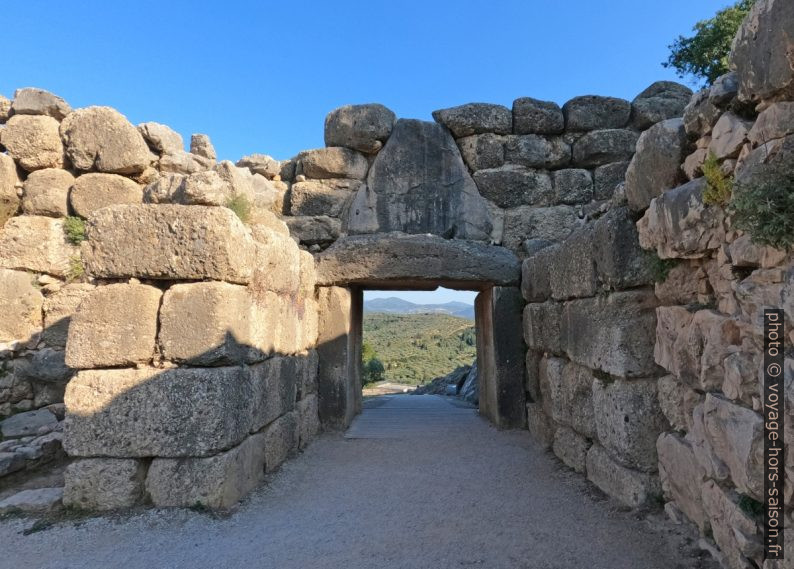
(0, 3, 790, 568)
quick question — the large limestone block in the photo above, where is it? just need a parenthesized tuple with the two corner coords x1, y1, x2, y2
(708, 112, 752, 160)
(81, 205, 256, 283)
(64, 366, 254, 457)
(657, 433, 708, 530)
(316, 287, 354, 430)
(432, 103, 512, 137)
(65, 283, 161, 368)
(526, 401, 554, 448)
(572, 129, 639, 168)
(703, 394, 764, 500)
(592, 378, 669, 472)
(249, 356, 298, 433)
(553, 426, 590, 473)
(503, 135, 570, 169)
(0, 269, 43, 344)
(457, 133, 506, 171)
(637, 178, 726, 259)
(0, 215, 77, 277)
(324, 103, 396, 154)
(236, 154, 281, 179)
(551, 168, 592, 205)
(285, 215, 341, 246)
(523, 301, 562, 354)
(22, 168, 74, 217)
(502, 205, 579, 250)
(563, 96, 631, 131)
(263, 411, 299, 472)
(137, 122, 184, 155)
(545, 360, 596, 438)
(11, 88, 71, 120)
(146, 433, 266, 509)
(520, 244, 557, 302)
(561, 290, 659, 378)
(347, 119, 492, 240)
(730, 0, 794, 103)
(298, 147, 369, 180)
(1, 115, 64, 172)
(70, 173, 143, 218)
(630, 81, 692, 130)
(42, 283, 95, 348)
(748, 102, 794, 145)
(547, 224, 597, 300)
(297, 394, 320, 449)
(586, 444, 661, 508)
(683, 89, 721, 138)
(591, 206, 654, 289)
(159, 282, 259, 366)
(59, 106, 151, 174)
(593, 161, 629, 201)
(250, 227, 302, 295)
(252, 291, 317, 356)
(0, 154, 21, 222)
(315, 232, 520, 287)
(190, 133, 216, 161)
(63, 458, 146, 510)
(289, 178, 359, 217)
(472, 165, 553, 208)
(701, 480, 763, 569)
(624, 118, 687, 211)
(512, 97, 564, 135)
(657, 374, 700, 433)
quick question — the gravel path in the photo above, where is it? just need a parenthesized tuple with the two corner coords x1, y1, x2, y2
(0, 395, 714, 569)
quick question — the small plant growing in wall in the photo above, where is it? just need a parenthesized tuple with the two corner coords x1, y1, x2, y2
(730, 159, 794, 251)
(63, 216, 86, 245)
(225, 194, 252, 225)
(702, 152, 733, 206)
(66, 255, 85, 283)
(737, 494, 763, 518)
(645, 251, 678, 283)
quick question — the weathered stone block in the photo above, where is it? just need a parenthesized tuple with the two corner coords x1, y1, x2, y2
(347, 119, 492, 240)
(657, 374, 700, 433)
(0, 269, 43, 344)
(146, 433, 266, 509)
(504, 135, 570, 169)
(703, 394, 764, 500)
(526, 402, 554, 449)
(289, 179, 358, 217)
(63, 459, 146, 510)
(138, 121, 183, 155)
(472, 165, 553, 208)
(70, 173, 143, 218)
(637, 178, 726, 259)
(561, 290, 659, 378)
(654, 262, 700, 306)
(249, 355, 298, 433)
(297, 394, 320, 449)
(683, 89, 720, 138)
(630, 81, 692, 130)
(591, 206, 653, 289)
(315, 232, 520, 287)
(0, 153, 21, 222)
(0, 115, 64, 171)
(748, 102, 794, 146)
(586, 444, 661, 508)
(572, 129, 639, 168)
(432, 103, 512, 137)
(250, 228, 302, 296)
(190, 133, 216, 161)
(59, 106, 151, 174)
(657, 433, 708, 530)
(551, 168, 592, 205)
(1, 408, 57, 438)
(41, 283, 94, 348)
(298, 147, 369, 180)
(701, 480, 763, 569)
(316, 287, 354, 430)
(548, 224, 597, 300)
(553, 426, 590, 473)
(520, 244, 558, 302)
(708, 112, 752, 160)
(263, 411, 299, 472)
(624, 118, 687, 211)
(592, 377, 668, 472)
(66, 283, 161, 369)
(0, 216, 77, 277)
(12, 87, 71, 120)
(593, 161, 629, 201)
(730, 0, 794, 103)
(563, 96, 631, 131)
(546, 360, 596, 438)
(502, 205, 579, 250)
(457, 133, 506, 171)
(64, 366, 253, 457)
(324, 103, 396, 154)
(523, 301, 562, 354)
(81, 205, 256, 283)
(285, 215, 341, 246)
(22, 168, 73, 217)
(512, 97, 564, 135)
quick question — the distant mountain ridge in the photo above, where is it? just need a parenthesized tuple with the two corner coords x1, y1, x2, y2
(364, 297, 475, 320)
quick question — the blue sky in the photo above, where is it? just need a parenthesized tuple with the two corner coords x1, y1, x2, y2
(1, 1, 730, 305)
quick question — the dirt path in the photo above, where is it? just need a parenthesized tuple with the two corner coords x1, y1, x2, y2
(0, 395, 715, 569)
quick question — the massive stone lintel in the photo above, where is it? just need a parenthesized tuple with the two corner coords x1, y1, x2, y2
(315, 232, 520, 288)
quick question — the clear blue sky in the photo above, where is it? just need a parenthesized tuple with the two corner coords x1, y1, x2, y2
(1, 1, 729, 305)
(2, 0, 727, 163)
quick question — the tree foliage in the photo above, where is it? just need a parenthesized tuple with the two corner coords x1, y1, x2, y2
(663, 0, 754, 86)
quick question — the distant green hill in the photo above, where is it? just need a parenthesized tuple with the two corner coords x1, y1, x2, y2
(363, 312, 476, 385)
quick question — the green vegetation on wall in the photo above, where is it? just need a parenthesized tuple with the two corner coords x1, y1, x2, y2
(731, 160, 794, 250)
(363, 312, 476, 385)
(663, 0, 755, 86)
(702, 152, 733, 205)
